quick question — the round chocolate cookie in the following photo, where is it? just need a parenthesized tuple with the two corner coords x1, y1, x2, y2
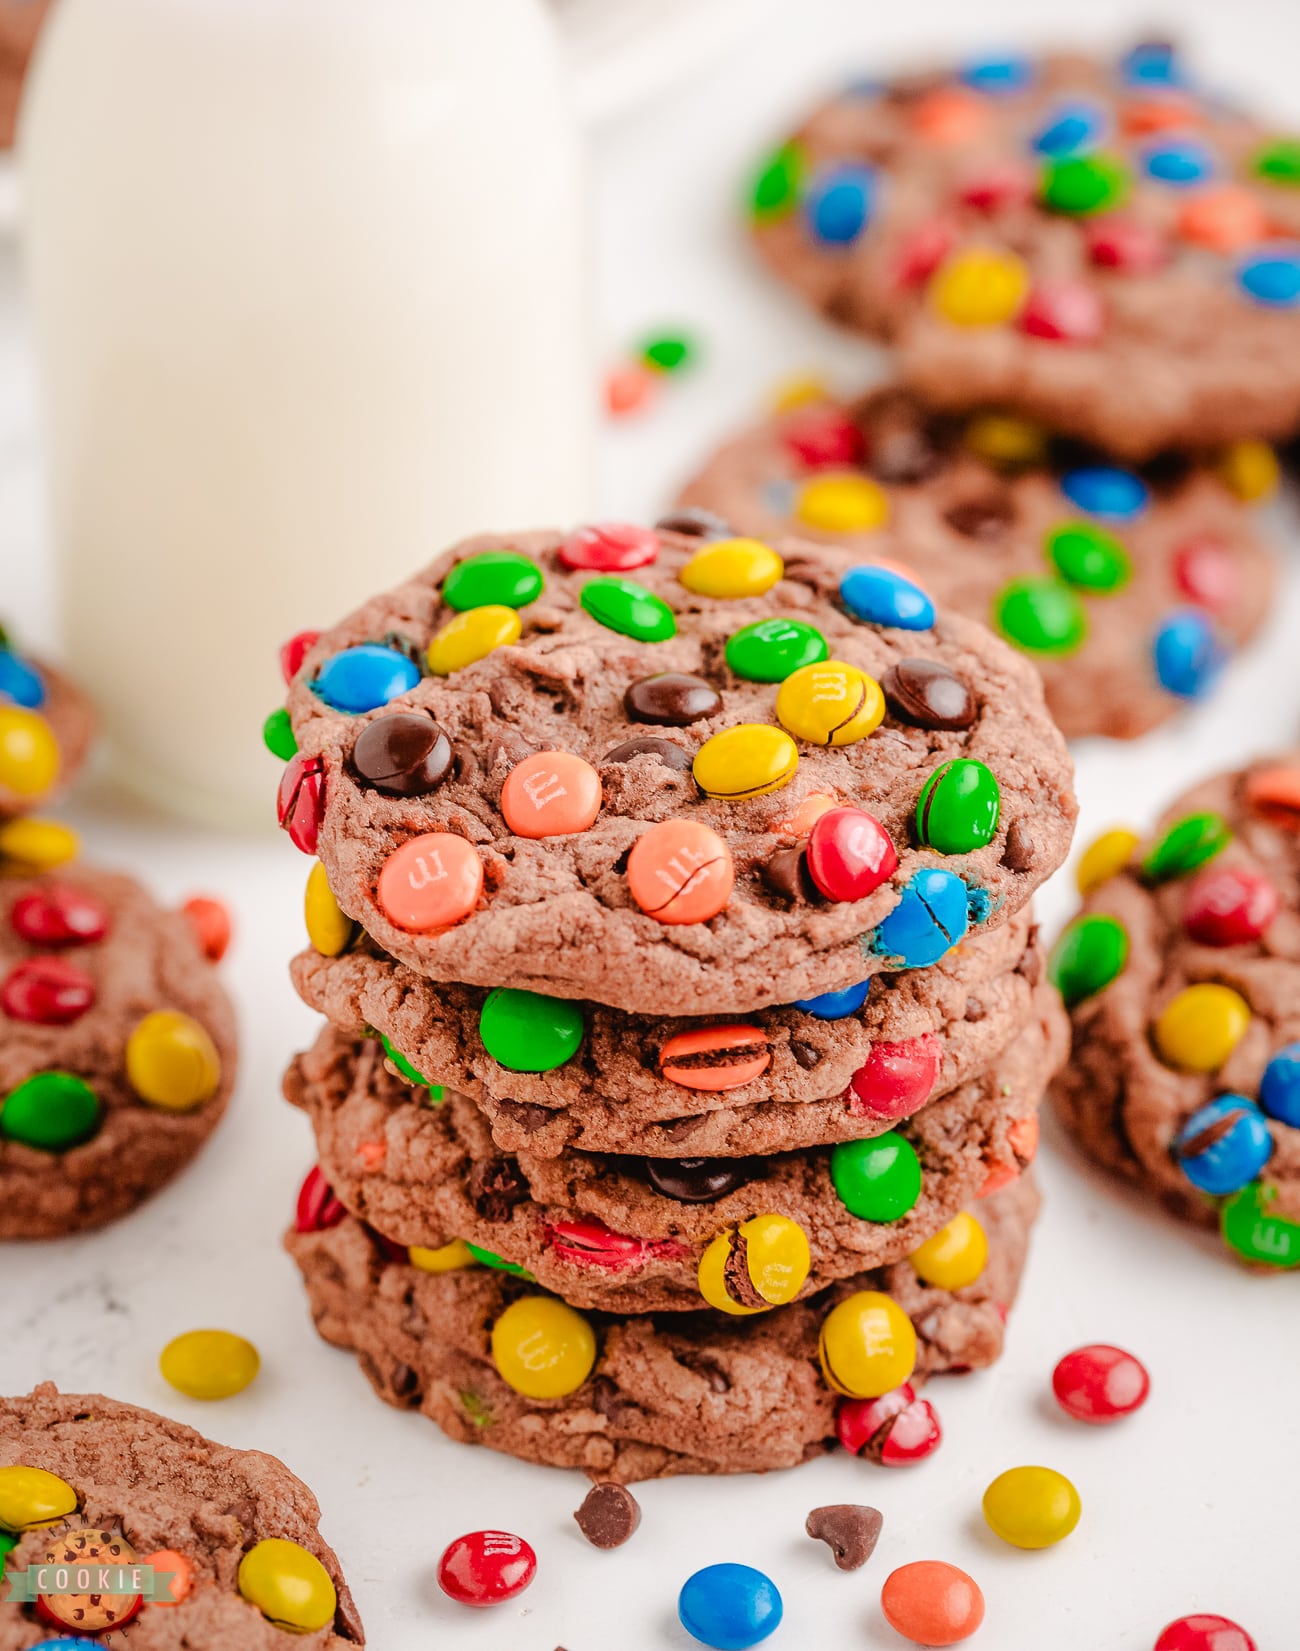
(285, 998, 1058, 1313)
(0, 632, 95, 817)
(291, 907, 1046, 1159)
(278, 526, 1075, 1016)
(287, 1171, 1038, 1482)
(0, 1384, 362, 1646)
(1050, 755, 1300, 1269)
(676, 384, 1276, 739)
(749, 43, 1300, 458)
(0, 865, 236, 1238)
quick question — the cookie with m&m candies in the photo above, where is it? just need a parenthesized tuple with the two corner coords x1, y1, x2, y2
(1051, 755, 1300, 1266)
(278, 524, 1074, 1017)
(0, 632, 96, 817)
(748, 44, 1300, 458)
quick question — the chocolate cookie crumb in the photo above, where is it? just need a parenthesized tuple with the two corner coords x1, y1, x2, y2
(575, 1482, 642, 1549)
(805, 1503, 883, 1570)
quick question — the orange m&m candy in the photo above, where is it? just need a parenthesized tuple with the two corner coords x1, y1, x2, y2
(910, 87, 988, 144)
(627, 819, 734, 925)
(659, 1025, 772, 1090)
(881, 1560, 985, 1646)
(1178, 187, 1268, 252)
(1245, 766, 1300, 829)
(143, 1550, 194, 1606)
(377, 833, 484, 932)
(501, 751, 601, 838)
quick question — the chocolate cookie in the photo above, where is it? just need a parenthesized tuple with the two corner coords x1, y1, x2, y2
(749, 44, 1300, 458)
(287, 1172, 1038, 1482)
(278, 526, 1075, 1016)
(284, 995, 1059, 1313)
(0, 1384, 362, 1646)
(0, 634, 95, 817)
(1050, 756, 1300, 1269)
(290, 908, 1046, 1159)
(0, 865, 236, 1238)
(0, 1, 50, 150)
(676, 385, 1276, 739)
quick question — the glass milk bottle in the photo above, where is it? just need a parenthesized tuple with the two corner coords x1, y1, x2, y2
(20, 0, 592, 827)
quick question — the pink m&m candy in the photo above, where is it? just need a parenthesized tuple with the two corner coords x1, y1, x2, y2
(276, 753, 325, 855)
(1052, 1343, 1150, 1424)
(2, 956, 96, 1025)
(437, 1530, 536, 1608)
(1154, 1616, 1255, 1651)
(11, 884, 110, 947)
(377, 833, 484, 933)
(1183, 865, 1279, 947)
(1020, 280, 1104, 343)
(847, 1034, 941, 1120)
(805, 807, 897, 903)
(500, 751, 601, 838)
(559, 522, 659, 572)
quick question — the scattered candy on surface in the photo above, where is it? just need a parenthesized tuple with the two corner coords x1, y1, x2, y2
(983, 1465, 1081, 1549)
(641, 331, 696, 374)
(805, 806, 897, 902)
(881, 1560, 984, 1646)
(1154, 1616, 1257, 1651)
(1153, 983, 1250, 1072)
(125, 1010, 220, 1111)
(1142, 811, 1230, 882)
(311, 643, 420, 714)
(491, 1295, 596, 1398)
(626, 818, 734, 924)
(1172, 1096, 1272, 1195)
(678, 1563, 783, 1651)
(693, 723, 798, 800)
(1172, 537, 1240, 612)
(698, 1213, 811, 1314)
(1020, 278, 1104, 342)
(805, 1503, 883, 1569)
(350, 711, 453, 796)
(1076, 827, 1139, 893)
(909, 1211, 988, 1290)
(916, 759, 1001, 855)
(1, 1071, 102, 1151)
(1048, 913, 1128, 1005)
(580, 576, 677, 642)
(840, 564, 935, 630)
(1052, 1344, 1150, 1423)
(159, 1329, 260, 1400)
(237, 1538, 336, 1633)
(500, 750, 602, 838)
(837, 1382, 942, 1466)
(427, 605, 522, 675)
(659, 1024, 771, 1091)
(776, 660, 884, 747)
(442, 549, 544, 612)
(830, 1133, 922, 1221)
(0, 1465, 77, 1531)
(847, 1034, 942, 1121)
(819, 1289, 917, 1398)
(873, 869, 971, 967)
(479, 987, 584, 1073)
(574, 1482, 641, 1549)
(376, 833, 483, 932)
(437, 1530, 536, 1607)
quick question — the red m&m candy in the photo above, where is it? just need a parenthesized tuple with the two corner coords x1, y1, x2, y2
(1085, 215, 1167, 273)
(847, 1034, 941, 1121)
(1182, 866, 1279, 947)
(182, 895, 233, 962)
(1173, 538, 1240, 613)
(1020, 280, 1104, 342)
(279, 629, 321, 685)
(782, 407, 867, 469)
(276, 753, 325, 855)
(1154, 1616, 1255, 1651)
(437, 1530, 536, 1607)
(1052, 1343, 1150, 1424)
(546, 1217, 662, 1272)
(11, 884, 110, 947)
(560, 522, 659, 572)
(806, 807, 897, 902)
(837, 1383, 942, 1466)
(2, 957, 96, 1026)
(295, 1166, 346, 1234)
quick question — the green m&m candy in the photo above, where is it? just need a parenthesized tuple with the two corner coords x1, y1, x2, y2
(1048, 914, 1128, 1008)
(1253, 137, 1300, 186)
(1141, 811, 1231, 882)
(1040, 154, 1130, 216)
(830, 1134, 922, 1222)
(917, 759, 1001, 855)
(1, 1071, 102, 1151)
(1221, 1180, 1300, 1269)
(465, 1242, 535, 1280)
(642, 333, 694, 374)
(725, 617, 829, 682)
(380, 1033, 444, 1100)
(0, 1530, 15, 1580)
(1047, 523, 1132, 592)
(580, 577, 677, 643)
(263, 706, 298, 760)
(479, 987, 584, 1072)
(750, 140, 804, 221)
(994, 577, 1087, 656)
(442, 551, 544, 613)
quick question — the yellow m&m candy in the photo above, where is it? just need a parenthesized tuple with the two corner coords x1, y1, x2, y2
(795, 474, 890, 534)
(427, 605, 522, 676)
(238, 1538, 337, 1633)
(983, 1465, 1081, 1549)
(930, 248, 1029, 326)
(698, 1213, 811, 1315)
(126, 1011, 221, 1111)
(0, 707, 59, 799)
(491, 1296, 596, 1399)
(963, 412, 1048, 468)
(0, 1465, 77, 1532)
(909, 1211, 988, 1291)
(1153, 983, 1251, 1072)
(1076, 826, 1139, 894)
(770, 373, 829, 413)
(1217, 439, 1279, 503)
(776, 660, 884, 747)
(679, 538, 784, 600)
(818, 1290, 917, 1399)
(693, 724, 798, 801)
(160, 1329, 260, 1399)
(304, 861, 355, 957)
(409, 1238, 476, 1274)
(0, 817, 79, 874)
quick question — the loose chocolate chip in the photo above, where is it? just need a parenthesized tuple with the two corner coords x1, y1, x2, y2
(624, 672, 722, 727)
(1002, 819, 1036, 871)
(645, 1157, 762, 1202)
(943, 495, 1014, 540)
(351, 711, 453, 796)
(602, 735, 694, 772)
(805, 1504, 883, 1572)
(880, 659, 977, 731)
(964, 997, 986, 1022)
(655, 506, 732, 540)
(574, 1482, 642, 1550)
(469, 1158, 528, 1223)
(762, 844, 812, 901)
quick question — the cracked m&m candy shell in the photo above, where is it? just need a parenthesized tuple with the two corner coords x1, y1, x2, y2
(627, 819, 734, 924)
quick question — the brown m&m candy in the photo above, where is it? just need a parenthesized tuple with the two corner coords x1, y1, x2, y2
(623, 673, 722, 726)
(351, 712, 453, 796)
(880, 659, 977, 731)
(602, 736, 694, 772)
(645, 1157, 762, 1202)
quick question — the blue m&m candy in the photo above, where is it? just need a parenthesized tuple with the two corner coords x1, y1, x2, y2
(840, 565, 934, 631)
(1119, 42, 1182, 86)
(1059, 466, 1149, 521)
(1033, 102, 1104, 157)
(873, 868, 971, 968)
(805, 163, 876, 247)
(1237, 248, 1300, 308)
(1142, 138, 1215, 186)
(959, 53, 1034, 95)
(0, 650, 46, 709)
(1153, 610, 1226, 699)
(793, 980, 870, 1020)
(1172, 1095, 1273, 1196)
(312, 644, 421, 714)
(678, 1564, 783, 1651)
(1260, 1043, 1300, 1128)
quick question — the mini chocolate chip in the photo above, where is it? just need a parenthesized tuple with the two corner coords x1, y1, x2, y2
(1016, 940, 1044, 987)
(493, 1098, 552, 1134)
(470, 1158, 528, 1223)
(762, 844, 812, 901)
(351, 711, 453, 796)
(661, 1115, 706, 1143)
(1002, 819, 1036, 870)
(602, 735, 694, 772)
(880, 659, 977, 730)
(789, 1040, 821, 1069)
(943, 495, 1014, 540)
(655, 506, 733, 540)
(391, 1362, 421, 1400)
(624, 672, 722, 727)
(574, 1482, 642, 1550)
(805, 1504, 883, 1571)
(964, 997, 986, 1022)
(645, 1157, 762, 1202)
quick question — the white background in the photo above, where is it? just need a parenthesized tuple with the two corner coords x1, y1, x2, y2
(3, 2, 1300, 1647)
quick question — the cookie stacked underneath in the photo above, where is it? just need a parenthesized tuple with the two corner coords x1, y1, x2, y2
(272, 522, 1076, 1480)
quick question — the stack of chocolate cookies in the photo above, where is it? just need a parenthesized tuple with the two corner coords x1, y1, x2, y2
(273, 521, 1077, 1481)
(681, 40, 1298, 740)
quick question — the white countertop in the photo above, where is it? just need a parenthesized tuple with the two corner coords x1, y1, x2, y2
(3, 2, 1299, 1647)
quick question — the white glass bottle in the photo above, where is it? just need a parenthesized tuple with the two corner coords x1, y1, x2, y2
(21, 0, 591, 827)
